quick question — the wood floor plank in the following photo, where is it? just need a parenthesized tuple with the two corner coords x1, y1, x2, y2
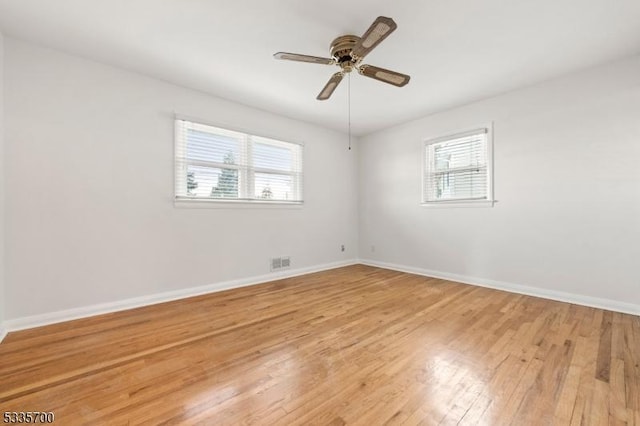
(0, 264, 638, 425)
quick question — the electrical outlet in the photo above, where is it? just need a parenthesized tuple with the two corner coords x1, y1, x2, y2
(341, 244, 345, 252)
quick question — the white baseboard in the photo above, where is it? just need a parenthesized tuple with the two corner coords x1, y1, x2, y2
(0, 324, 7, 344)
(3, 259, 358, 333)
(4, 257, 636, 338)
(359, 259, 640, 317)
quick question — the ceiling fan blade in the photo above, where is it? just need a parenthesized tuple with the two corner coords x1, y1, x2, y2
(359, 65, 410, 87)
(274, 52, 335, 65)
(352, 16, 397, 59)
(317, 72, 344, 100)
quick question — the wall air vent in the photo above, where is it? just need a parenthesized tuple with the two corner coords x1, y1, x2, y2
(271, 256, 291, 272)
(271, 258, 282, 271)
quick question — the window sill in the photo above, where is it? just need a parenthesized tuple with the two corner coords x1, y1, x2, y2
(174, 198, 304, 209)
(421, 199, 495, 208)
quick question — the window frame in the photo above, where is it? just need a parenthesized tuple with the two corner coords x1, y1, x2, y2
(249, 136, 304, 201)
(421, 124, 494, 208)
(174, 117, 304, 208)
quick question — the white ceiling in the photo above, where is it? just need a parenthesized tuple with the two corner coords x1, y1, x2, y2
(1, 0, 639, 136)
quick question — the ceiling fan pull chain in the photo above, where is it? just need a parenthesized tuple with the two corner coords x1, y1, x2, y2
(348, 72, 352, 151)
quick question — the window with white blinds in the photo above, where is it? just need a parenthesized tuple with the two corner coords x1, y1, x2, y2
(423, 127, 493, 204)
(175, 119, 303, 203)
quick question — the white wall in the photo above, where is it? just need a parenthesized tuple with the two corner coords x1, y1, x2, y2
(3, 37, 639, 326)
(0, 31, 5, 333)
(359, 56, 640, 309)
(4, 38, 359, 321)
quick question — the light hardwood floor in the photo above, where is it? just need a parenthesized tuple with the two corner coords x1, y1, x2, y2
(1, 265, 639, 425)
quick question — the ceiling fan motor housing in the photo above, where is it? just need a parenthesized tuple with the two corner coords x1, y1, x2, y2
(330, 35, 361, 72)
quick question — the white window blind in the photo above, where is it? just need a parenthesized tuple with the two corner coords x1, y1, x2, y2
(423, 127, 492, 203)
(175, 119, 303, 203)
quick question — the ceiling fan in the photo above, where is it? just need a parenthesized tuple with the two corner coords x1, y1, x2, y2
(274, 16, 410, 100)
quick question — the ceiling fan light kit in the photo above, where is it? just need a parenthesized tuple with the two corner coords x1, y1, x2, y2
(274, 16, 410, 100)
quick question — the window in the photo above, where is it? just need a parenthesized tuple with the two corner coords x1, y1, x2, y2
(175, 119, 303, 203)
(423, 126, 493, 205)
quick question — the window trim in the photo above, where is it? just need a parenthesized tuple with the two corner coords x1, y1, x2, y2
(421, 123, 495, 207)
(174, 115, 304, 207)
